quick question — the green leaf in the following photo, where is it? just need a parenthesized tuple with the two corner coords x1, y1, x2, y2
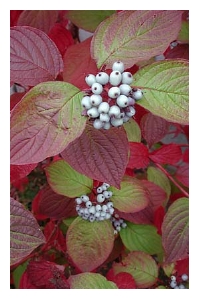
(68, 273, 117, 289)
(177, 21, 189, 43)
(91, 10, 183, 69)
(110, 176, 149, 213)
(147, 166, 171, 203)
(133, 60, 189, 125)
(45, 159, 93, 197)
(113, 251, 158, 288)
(10, 82, 86, 164)
(66, 217, 114, 272)
(123, 119, 141, 142)
(162, 197, 189, 263)
(66, 10, 116, 32)
(120, 222, 163, 257)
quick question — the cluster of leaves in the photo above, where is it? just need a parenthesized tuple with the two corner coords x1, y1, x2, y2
(10, 10, 189, 289)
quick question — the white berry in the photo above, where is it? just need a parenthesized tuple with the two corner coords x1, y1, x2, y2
(95, 211, 101, 218)
(128, 97, 136, 106)
(112, 61, 125, 73)
(85, 74, 96, 86)
(87, 107, 100, 118)
(89, 206, 96, 214)
(181, 274, 188, 281)
(103, 122, 111, 130)
(102, 205, 108, 212)
(95, 204, 102, 212)
(123, 115, 130, 123)
(108, 105, 121, 117)
(179, 284, 185, 289)
(109, 71, 122, 86)
(81, 96, 92, 109)
(96, 72, 109, 85)
(81, 195, 90, 202)
(90, 94, 102, 106)
(116, 226, 121, 232)
(105, 213, 111, 219)
(89, 215, 95, 222)
(97, 194, 105, 203)
(97, 186, 103, 193)
(103, 183, 110, 189)
(98, 102, 110, 114)
(171, 275, 176, 281)
(103, 190, 113, 199)
(109, 207, 115, 215)
(170, 281, 177, 288)
(100, 113, 110, 122)
(93, 119, 103, 130)
(75, 197, 82, 205)
(116, 95, 129, 108)
(84, 208, 90, 217)
(126, 106, 136, 117)
(119, 84, 132, 96)
(79, 208, 85, 216)
(107, 202, 114, 209)
(91, 82, 103, 95)
(76, 205, 80, 212)
(111, 117, 124, 127)
(100, 211, 106, 217)
(86, 201, 92, 208)
(114, 220, 121, 228)
(108, 86, 121, 98)
(132, 89, 143, 100)
(122, 72, 133, 84)
(121, 222, 127, 228)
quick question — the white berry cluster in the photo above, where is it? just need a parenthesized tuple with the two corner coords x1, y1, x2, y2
(111, 214, 127, 234)
(81, 61, 143, 130)
(170, 274, 188, 289)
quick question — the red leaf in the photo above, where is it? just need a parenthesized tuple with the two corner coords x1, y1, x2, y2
(17, 10, 59, 34)
(175, 258, 189, 280)
(10, 26, 63, 87)
(10, 92, 26, 111)
(106, 269, 136, 289)
(48, 23, 74, 57)
(127, 142, 149, 169)
(10, 163, 37, 183)
(26, 260, 69, 289)
(32, 186, 76, 220)
(19, 271, 38, 289)
(10, 10, 23, 26)
(149, 144, 182, 165)
(133, 104, 148, 125)
(153, 206, 165, 235)
(165, 44, 189, 60)
(11, 177, 29, 192)
(140, 113, 169, 147)
(61, 123, 129, 188)
(175, 163, 189, 187)
(183, 148, 189, 163)
(44, 220, 66, 253)
(63, 37, 98, 90)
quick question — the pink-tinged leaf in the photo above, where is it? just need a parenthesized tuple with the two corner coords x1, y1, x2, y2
(110, 176, 150, 213)
(10, 198, 46, 266)
(48, 23, 74, 57)
(175, 163, 189, 187)
(61, 123, 129, 189)
(149, 144, 182, 165)
(162, 197, 189, 263)
(10, 163, 37, 183)
(63, 38, 98, 90)
(10, 82, 86, 164)
(112, 251, 158, 288)
(45, 160, 93, 198)
(165, 44, 189, 60)
(141, 179, 167, 210)
(68, 273, 117, 289)
(10, 26, 63, 86)
(91, 10, 183, 69)
(26, 260, 69, 288)
(140, 113, 169, 147)
(66, 217, 114, 272)
(134, 60, 189, 125)
(118, 207, 154, 225)
(32, 186, 77, 220)
(17, 11, 59, 33)
(127, 142, 149, 169)
(106, 270, 136, 289)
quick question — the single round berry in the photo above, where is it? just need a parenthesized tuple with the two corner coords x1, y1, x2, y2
(99, 216, 105, 221)
(79, 208, 85, 216)
(111, 117, 124, 127)
(86, 201, 92, 208)
(119, 84, 132, 96)
(171, 275, 176, 281)
(100, 211, 106, 217)
(91, 82, 103, 95)
(81, 96, 92, 109)
(103, 190, 113, 199)
(109, 71, 122, 86)
(96, 72, 109, 85)
(121, 222, 127, 228)
(119, 219, 124, 224)
(97, 186, 103, 193)
(103, 122, 111, 130)
(112, 61, 125, 73)
(89, 215, 95, 222)
(179, 284, 186, 289)
(123, 115, 130, 123)
(181, 274, 188, 281)
(102, 204, 108, 212)
(108, 86, 121, 98)
(81, 195, 90, 202)
(114, 220, 121, 228)
(105, 213, 111, 219)
(170, 281, 177, 288)
(93, 119, 103, 129)
(75, 197, 82, 205)
(84, 208, 90, 217)
(108, 105, 121, 117)
(87, 107, 100, 118)
(122, 72, 133, 84)
(89, 206, 96, 214)
(100, 113, 110, 122)
(115, 112, 125, 119)
(103, 183, 110, 189)
(98, 102, 110, 114)
(97, 194, 105, 203)
(95, 211, 101, 218)
(132, 88, 143, 100)
(95, 204, 102, 212)
(126, 106, 136, 117)
(90, 94, 102, 106)
(128, 97, 136, 106)
(109, 207, 115, 215)
(85, 74, 96, 86)
(116, 95, 129, 108)
(76, 205, 80, 212)
(107, 202, 114, 209)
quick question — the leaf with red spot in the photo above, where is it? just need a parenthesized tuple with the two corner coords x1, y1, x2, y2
(106, 269, 136, 289)
(127, 142, 149, 169)
(10, 26, 63, 87)
(10, 198, 46, 266)
(10, 163, 37, 183)
(63, 37, 98, 90)
(48, 23, 74, 57)
(17, 11, 59, 33)
(26, 260, 69, 289)
(10, 81, 86, 164)
(140, 113, 169, 147)
(149, 144, 182, 165)
(175, 163, 189, 187)
(61, 123, 129, 189)
(32, 186, 77, 220)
